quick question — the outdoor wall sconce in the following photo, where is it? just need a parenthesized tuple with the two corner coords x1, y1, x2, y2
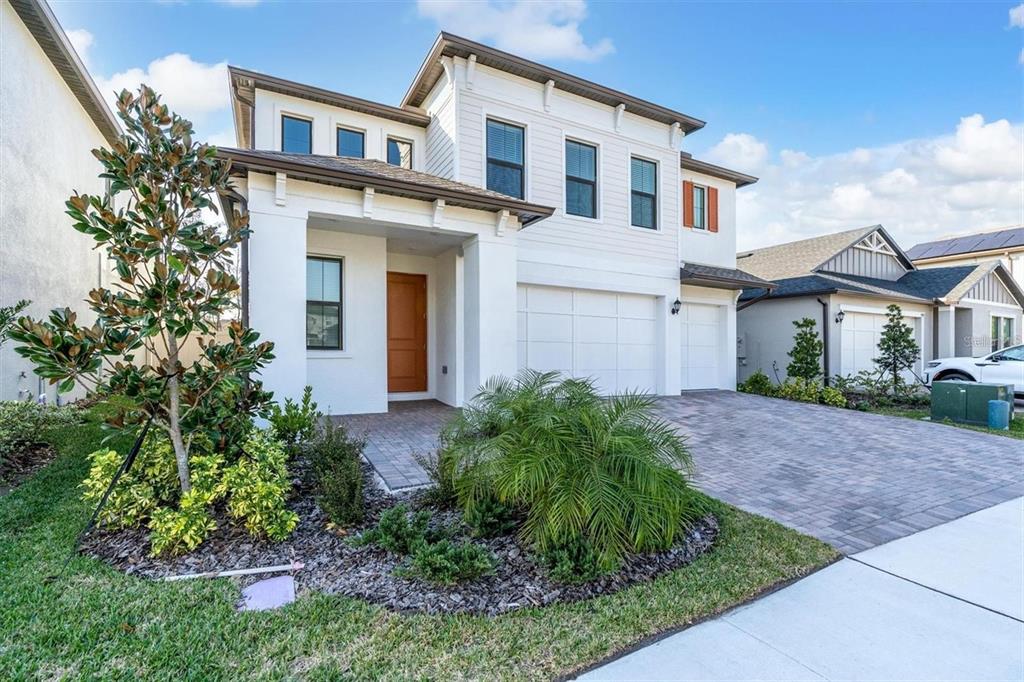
(671, 299, 682, 315)
(835, 310, 846, 324)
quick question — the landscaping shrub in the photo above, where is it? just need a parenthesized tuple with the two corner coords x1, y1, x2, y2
(441, 370, 702, 571)
(786, 317, 824, 382)
(874, 304, 921, 395)
(308, 420, 365, 526)
(269, 386, 321, 446)
(148, 489, 218, 556)
(776, 377, 822, 403)
(355, 504, 432, 554)
(463, 495, 517, 538)
(0, 401, 79, 462)
(81, 438, 182, 530)
(539, 535, 606, 584)
(821, 386, 848, 408)
(737, 370, 775, 396)
(223, 431, 299, 541)
(414, 446, 460, 508)
(401, 539, 496, 585)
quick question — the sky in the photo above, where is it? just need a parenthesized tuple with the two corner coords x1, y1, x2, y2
(50, 0, 1024, 251)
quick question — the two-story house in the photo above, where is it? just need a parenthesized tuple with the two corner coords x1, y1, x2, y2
(221, 33, 769, 414)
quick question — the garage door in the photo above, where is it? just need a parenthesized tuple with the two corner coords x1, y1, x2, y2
(680, 303, 721, 389)
(517, 285, 657, 395)
(841, 311, 921, 378)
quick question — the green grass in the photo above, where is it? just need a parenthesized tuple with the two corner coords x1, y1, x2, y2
(868, 405, 1024, 440)
(0, 424, 837, 680)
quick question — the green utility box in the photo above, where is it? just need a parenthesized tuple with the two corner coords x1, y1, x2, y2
(932, 381, 1014, 425)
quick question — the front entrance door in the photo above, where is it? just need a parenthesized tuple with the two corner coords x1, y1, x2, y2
(387, 272, 427, 393)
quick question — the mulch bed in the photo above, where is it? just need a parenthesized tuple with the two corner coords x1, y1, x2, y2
(1, 444, 59, 496)
(81, 461, 719, 616)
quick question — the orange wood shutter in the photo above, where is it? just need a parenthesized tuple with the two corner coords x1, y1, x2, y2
(682, 180, 694, 227)
(708, 186, 719, 232)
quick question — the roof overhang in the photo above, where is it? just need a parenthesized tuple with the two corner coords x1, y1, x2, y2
(228, 66, 431, 149)
(403, 32, 705, 134)
(9, 0, 121, 145)
(941, 261, 1024, 309)
(217, 148, 555, 226)
(680, 262, 776, 290)
(680, 154, 758, 188)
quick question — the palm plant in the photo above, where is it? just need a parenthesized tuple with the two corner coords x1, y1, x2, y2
(440, 370, 702, 570)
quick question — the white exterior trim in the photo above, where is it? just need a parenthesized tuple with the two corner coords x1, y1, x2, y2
(961, 297, 1022, 311)
(839, 303, 925, 318)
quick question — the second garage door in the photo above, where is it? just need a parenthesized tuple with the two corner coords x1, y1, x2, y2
(841, 310, 921, 378)
(680, 303, 722, 389)
(517, 285, 658, 395)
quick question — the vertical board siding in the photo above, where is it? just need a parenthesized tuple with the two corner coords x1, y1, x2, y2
(966, 272, 1016, 305)
(821, 247, 907, 281)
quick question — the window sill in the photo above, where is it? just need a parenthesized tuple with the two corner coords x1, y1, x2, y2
(685, 227, 715, 236)
(562, 212, 602, 225)
(307, 350, 352, 360)
(627, 224, 662, 234)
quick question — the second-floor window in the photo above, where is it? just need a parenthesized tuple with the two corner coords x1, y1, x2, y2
(565, 140, 597, 218)
(337, 128, 364, 158)
(282, 115, 312, 154)
(692, 184, 707, 230)
(630, 157, 657, 229)
(387, 137, 412, 168)
(486, 119, 525, 199)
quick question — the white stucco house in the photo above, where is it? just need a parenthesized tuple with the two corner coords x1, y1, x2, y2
(220, 33, 769, 415)
(736, 225, 1024, 384)
(0, 0, 120, 402)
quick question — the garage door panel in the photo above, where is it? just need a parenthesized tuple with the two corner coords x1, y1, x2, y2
(525, 312, 572, 342)
(618, 294, 656, 320)
(684, 304, 719, 325)
(617, 343, 656, 370)
(574, 290, 618, 316)
(617, 318, 656, 344)
(574, 315, 616, 340)
(688, 345, 718, 367)
(517, 284, 659, 395)
(841, 310, 921, 378)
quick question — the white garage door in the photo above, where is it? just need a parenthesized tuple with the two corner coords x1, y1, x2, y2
(680, 303, 721, 389)
(516, 285, 657, 395)
(841, 311, 921, 378)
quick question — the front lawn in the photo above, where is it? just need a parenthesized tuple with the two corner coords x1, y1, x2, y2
(867, 404, 1024, 440)
(0, 422, 837, 680)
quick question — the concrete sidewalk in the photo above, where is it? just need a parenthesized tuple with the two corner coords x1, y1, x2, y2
(579, 498, 1024, 681)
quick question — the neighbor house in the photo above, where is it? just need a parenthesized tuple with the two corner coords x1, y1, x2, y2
(220, 32, 769, 414)
(907, 226, 1024, 289)
(0, 0, 120, 402)
(736, 225, 1024, 384)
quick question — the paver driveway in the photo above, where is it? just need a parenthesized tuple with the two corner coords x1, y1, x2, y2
(658, 391, 1024, 553)
(335, 391, 1024, 554)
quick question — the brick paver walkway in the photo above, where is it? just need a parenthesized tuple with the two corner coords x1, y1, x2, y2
(659, 391, 1024, 554)
(330, 392, 1024, 554)
(333, 400, 455, 490)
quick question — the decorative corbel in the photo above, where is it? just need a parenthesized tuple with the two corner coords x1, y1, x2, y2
(543, 79, 555, 112)
(495, 209, 509, 237)
(274, 172, 286, 206)
(432, 199, 446, 229)
(614, 103, 625, 132)
(440, 56, 454, 86)
(466, 53, 477, 89)
(362, 187, 375, 218)
(670, 122, 681, 148)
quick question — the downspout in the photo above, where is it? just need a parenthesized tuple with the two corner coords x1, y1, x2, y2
(817, 298, 830, 386)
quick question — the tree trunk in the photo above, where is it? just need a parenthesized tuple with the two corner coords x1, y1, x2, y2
(166, 334, 191, 493)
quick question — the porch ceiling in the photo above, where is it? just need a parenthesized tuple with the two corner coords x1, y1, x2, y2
(307, 214, 466, 256)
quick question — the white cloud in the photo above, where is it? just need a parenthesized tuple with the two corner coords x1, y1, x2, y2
(95, 53, 229, 125)
(65, 28, 94, 66)
(719, 115, 1024, 251)
(1010, 3, 1024, 27)
(705, 133, 769, 172)
(417, 0, 613, 62)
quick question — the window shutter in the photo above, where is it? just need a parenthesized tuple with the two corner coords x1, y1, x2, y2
(682, 180, 694, 227)
(708, 186, 719, 232)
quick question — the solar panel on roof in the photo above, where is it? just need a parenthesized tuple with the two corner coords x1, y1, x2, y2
(908, 227, 1024, 260)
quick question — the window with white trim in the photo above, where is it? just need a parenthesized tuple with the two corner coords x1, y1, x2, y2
(991, 315, 1015, 352)
(306, 257, 342, 350)
(565, 139, 597, 218)
(630, 157, 657, 229)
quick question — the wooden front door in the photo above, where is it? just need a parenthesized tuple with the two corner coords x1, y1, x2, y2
(387, 272, 427, 393)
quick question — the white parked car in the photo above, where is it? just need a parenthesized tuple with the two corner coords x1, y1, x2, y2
(925, 344, 1024, 396)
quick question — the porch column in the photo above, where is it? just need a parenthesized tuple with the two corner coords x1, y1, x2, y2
(937, 304, 956, 359)
(462, 234, 518, 400)
(247, 210, 308, 405)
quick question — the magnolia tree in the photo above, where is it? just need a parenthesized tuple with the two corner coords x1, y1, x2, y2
(12, 86, 274, 493)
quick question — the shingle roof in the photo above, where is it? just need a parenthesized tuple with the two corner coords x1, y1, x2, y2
(218, 148, 555, 225)
(679, 154, 758, 188)
(736, 225, 881, 280)
(906, 226, 1024, 261)
(680, 262, 775, 289)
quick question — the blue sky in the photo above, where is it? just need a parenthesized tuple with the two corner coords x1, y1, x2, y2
(50, 0, 1023, 249)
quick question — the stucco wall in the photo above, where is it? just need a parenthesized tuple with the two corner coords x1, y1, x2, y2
(0, 2, 109, 402)
(737, 297, 822, 384)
